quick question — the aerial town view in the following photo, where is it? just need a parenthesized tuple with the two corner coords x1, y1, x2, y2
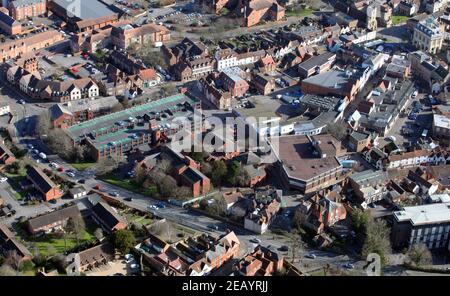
(0, 0, 449, 280)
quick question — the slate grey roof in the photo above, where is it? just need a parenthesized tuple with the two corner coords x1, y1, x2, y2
(26, 166, 57, 194)
(28, 205, 81, 231)
(92, 202, 125, 231)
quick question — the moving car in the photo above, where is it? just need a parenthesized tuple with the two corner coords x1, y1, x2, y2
(344, 263, 355, 269)
(124, 197, 133, 202)
(66, 172, 75, 178)
(207, 224, 219, 230)
(155, 202, 166, 209)
(110, 192, 119, 197)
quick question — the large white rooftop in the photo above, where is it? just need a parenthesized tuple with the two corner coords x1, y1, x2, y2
(434, 114, 450, 130)
(394, 203, 450, 226)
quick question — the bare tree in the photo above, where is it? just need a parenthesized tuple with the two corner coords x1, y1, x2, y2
(96, 156, 124, 175)
(0, 264, 20, 276)
(66, 215, 86, 246)
(156, 158, 173, 174)
(407, 244, 432, 266)
(4, 250, 22, 271)
(134, 163, 147, 186)
(111, 103, 124, 113)
(36, 111, 52, 137)
(94, 228, 104, 242)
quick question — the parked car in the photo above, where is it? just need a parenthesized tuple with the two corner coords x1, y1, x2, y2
(305, 253, 317, 259)
(250, 238, 261, 244)
(110, 192, 119, 197)
(207, 224, 219, 230)
(0, 177, 8, 183)
(279, 245, 289, 252)
(66, 172, 75, 178)
(124, 197, 133, 202)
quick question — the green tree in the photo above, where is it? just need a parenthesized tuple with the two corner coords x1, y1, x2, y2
(112, 229, 136, 254)
(352, 208, 371, 234)
(227, 161, 242, 185)
(211, 160, 227, 186)
(6, 161, 21, 174)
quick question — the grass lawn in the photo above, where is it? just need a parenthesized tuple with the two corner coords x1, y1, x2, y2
(102, 174, 157, 198)
(23, 229, 95, 256)
(126, 213, 152, 226)
(286, 8, 313, 17)
(70, 162, 96, 171)
(392, 15, 409, 25)
(3, 171, 28, 201)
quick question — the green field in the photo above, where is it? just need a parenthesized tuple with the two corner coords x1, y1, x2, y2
(23, 230, 96, 256)
(126, 213, 152, 226)
(102, 174, 157, 197)
(286, 8, 313, 17)
(392, 15, 409, 25)
(70, 162, 96, 171)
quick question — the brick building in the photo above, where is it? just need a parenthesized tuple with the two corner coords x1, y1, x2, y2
(91, 201, 127, 234)
(9, 0, 47, 21)
(0, 30, 64, 62)
(26, 205, 81, 235)
(273, 134, 345, 195)
(0, 138, 16, 167)
(219, 67, 249, 97)
(0, 7, 21, 35)
(242, 0, 285, 27)
(26, 165, 62, 201)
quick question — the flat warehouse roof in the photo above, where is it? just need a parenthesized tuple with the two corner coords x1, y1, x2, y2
(273, 135, 342, 182)
(52, 0, 116, 20)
